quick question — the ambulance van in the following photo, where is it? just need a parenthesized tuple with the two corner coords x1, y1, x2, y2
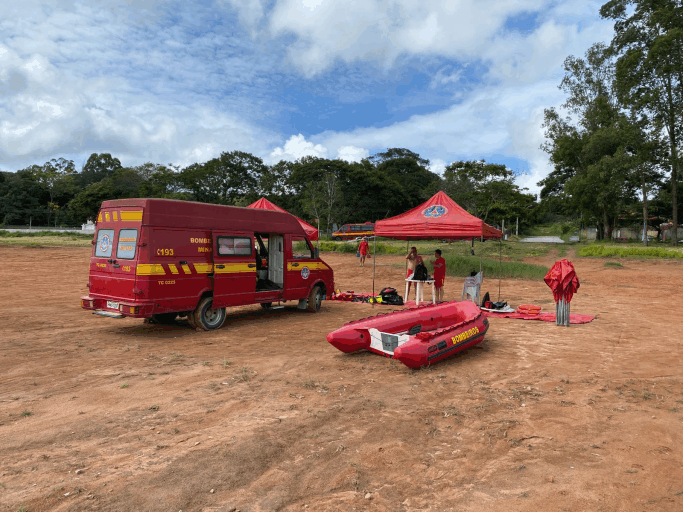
(80, 198, 335, 330)
(331, 222, 374, 241)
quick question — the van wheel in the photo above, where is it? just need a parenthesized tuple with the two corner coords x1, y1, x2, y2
(186, 311, 197, 329)
(306, 286, 322, 312)
(193, 297, 226, 330)
(333, 237, 342, 241)
(152, 313, 178, 324)
(260, 303, 272, 309)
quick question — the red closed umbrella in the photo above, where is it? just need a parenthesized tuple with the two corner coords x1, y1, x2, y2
(544, 259, 580, 326)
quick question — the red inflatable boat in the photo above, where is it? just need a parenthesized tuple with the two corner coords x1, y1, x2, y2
(326, 301, 489, 369)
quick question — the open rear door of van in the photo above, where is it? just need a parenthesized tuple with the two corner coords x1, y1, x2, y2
(212, 231, 256, 308)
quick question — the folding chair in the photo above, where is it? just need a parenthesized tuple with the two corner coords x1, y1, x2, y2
(461, 271, 483, 305)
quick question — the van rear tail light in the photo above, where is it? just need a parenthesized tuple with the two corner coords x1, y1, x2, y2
(81, 299, 94, 308)
(119, 305, 139, 314)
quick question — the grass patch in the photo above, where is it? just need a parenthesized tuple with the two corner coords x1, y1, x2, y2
(315, 239, 552, 261)
(0, 230, 91, 238)
(604, 261, 623, 267)
(579, 245, 683, 259)
(0, 230, 93, 247)
(443, 254, 548, 280)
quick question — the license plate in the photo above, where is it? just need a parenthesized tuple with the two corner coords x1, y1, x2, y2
(106, 301, 120, 310)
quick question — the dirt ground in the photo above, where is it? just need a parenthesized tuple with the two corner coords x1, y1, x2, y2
(1, 245, 683, 512)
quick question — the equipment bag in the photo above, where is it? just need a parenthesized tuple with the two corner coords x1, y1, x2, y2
(382, 294, 404, 306)
(356, 251, 360, 258)
(413, 263, 429, 281)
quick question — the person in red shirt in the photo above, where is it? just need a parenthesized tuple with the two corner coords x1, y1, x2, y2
(357, 237, 370, 267)
(431, 249, 446, 302)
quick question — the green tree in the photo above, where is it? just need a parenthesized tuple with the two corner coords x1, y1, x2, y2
(79, 153, 123, 187)
(31, 158, 78, 226)
(369, 148, 440, 213)
(0, 169, 49, 225)
(67, 179, 116, 224)
(601, 0, 683, 244)
(442, 160, 532, 225)
(540, 42, 653, 238)
(180, 151, 266, 205)
(135, 163, 186, 199)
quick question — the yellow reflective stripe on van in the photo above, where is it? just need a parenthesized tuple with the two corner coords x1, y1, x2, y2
(112, 211, 118, 221)
(181, 264, 192, 274)
(136, 264, 166, 276)
(97, 213, 102, 222)
(214, 263, 256, 273)
(287, 262, 329, 271)
(193, 263, 213, 274)
(104, 212, 110, 222)
(168, 264, 179, 274)
(120, 210, 143, 221)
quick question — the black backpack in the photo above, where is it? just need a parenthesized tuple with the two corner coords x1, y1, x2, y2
(380, 287, 404, 306)
(413, 263, 429, 281)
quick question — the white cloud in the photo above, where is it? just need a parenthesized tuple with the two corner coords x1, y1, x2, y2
(269, 0, 549, 76)
(269, 134, 328, 162)
(336, 145, 368, 162)
(428, 158, 447, 176)
(0, 1, 284, 170)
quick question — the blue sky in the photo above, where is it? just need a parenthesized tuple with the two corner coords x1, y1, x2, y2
(0, 0, 613, 194)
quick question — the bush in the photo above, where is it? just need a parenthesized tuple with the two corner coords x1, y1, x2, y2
(314, 241, 404, 255)
(578, 245, 683, 259)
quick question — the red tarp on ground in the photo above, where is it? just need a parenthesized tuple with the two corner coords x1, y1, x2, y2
(374, 191, 502, 240)
(484, 311, 595, 324)
(246, 197, 318, 241)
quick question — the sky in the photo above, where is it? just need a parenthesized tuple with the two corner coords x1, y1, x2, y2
(0, 0, 614, 195)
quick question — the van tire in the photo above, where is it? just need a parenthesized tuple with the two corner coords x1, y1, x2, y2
(186, 311, 198, 329)
(193, 297, 226, 330)
(333, 236, 342, 241)
(306, 286, 322, 312)
(152, 312, 178, 324)
(260, 303, 272, 309)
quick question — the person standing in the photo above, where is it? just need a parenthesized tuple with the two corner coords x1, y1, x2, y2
(431, 249, 446, 302)
(358, 236, 370, 267)
(405, 246, 418, 298)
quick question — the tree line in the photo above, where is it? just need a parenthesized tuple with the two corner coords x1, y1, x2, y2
(0, 148, 537, 234)
(540, 0, 683, 244)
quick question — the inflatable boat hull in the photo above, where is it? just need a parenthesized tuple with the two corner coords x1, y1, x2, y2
(327, 300, 489, 369)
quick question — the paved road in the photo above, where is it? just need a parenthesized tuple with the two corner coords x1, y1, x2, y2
(517, 236, 565, 243)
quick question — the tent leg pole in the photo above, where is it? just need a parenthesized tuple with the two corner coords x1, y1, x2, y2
(498, 237, 502, 302)
(372, 235, 377, 299)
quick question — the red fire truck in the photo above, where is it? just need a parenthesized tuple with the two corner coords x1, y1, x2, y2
(80, 199, 335, 330)
(331, 222, 374, 241)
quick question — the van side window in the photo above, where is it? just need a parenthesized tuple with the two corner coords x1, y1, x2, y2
(292, 236, 314, 259)
(117, 229, 138, 259)
(95, 229, 115, 258)
(217, 237, 252, 256)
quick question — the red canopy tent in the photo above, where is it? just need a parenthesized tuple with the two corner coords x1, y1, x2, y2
(371, 191, 502, 299)
(246, 197, 318, 241)
(374, 191, 502, 240)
